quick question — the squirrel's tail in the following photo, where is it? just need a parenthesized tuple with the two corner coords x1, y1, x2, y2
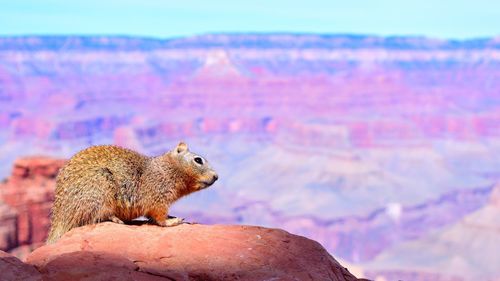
(46, 224, 71, 244)
(47, 168, 119, 244)
(46, 203, 108, 244)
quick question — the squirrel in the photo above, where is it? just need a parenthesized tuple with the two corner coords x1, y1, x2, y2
(46, 142, 218, 243)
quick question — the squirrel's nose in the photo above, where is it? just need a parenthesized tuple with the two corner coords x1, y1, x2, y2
(213, 174, 218, 181)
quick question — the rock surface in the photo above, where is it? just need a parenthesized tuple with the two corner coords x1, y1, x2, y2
(0, 202, 17, 251)
(0, 157, 65, 252)
(26, 222, 360, 281)
(0, 250, 42, 281)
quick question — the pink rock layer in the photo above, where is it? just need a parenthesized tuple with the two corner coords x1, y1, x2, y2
(0, 157, 65, 252)
(25, 222, 361, 281)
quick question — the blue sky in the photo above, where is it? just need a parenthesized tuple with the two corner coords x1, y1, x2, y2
(1, 0, 499, 39)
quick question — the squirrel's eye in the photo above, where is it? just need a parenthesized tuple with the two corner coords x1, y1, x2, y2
(194, 157, 204, 165)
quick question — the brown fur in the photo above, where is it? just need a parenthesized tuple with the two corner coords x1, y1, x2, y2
(46, 142, 218, 243)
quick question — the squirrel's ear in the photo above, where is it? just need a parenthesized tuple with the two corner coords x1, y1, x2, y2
(175, 142, 188, 153)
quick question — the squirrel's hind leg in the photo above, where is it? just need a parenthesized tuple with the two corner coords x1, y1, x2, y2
(83, 167, 121, 225)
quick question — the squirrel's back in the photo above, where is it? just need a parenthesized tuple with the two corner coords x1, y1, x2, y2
(56, 145, 148, 190)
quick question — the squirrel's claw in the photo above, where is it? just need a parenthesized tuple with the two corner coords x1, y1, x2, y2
(164, 217, 184, 227)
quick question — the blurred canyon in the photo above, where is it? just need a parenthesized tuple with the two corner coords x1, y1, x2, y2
(0, 34, 499, 280)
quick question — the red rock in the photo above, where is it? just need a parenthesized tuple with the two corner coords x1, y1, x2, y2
(0, 250, 42, 281)
(10, 157, 64, 180)
(0, 157, 66, 251)
(0, 203, 17, 250)
(27, 222, 360, 281)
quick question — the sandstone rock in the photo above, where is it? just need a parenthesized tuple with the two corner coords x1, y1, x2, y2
(0, 202, 17, 250)
(0, 250, 42, 281)
(10, 157, 64, 179)
(27, 222, 360, 281)
(0, 156, 65, 251)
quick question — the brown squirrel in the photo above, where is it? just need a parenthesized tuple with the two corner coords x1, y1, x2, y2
(46, 142, 218, 243)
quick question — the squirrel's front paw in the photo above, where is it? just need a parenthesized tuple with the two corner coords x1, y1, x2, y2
(164, 217, 184, 227)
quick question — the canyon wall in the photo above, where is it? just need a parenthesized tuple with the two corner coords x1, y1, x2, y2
(1, 34, 499, 280)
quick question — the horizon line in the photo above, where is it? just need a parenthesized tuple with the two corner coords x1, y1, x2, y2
(0, 32, 499, 42)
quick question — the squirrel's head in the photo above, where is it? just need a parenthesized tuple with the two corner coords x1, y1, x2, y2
(169, 141, 218, 191)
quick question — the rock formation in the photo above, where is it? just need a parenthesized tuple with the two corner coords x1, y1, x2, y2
(0, 222, 363, 281)
(0, 157, 65, 253)
(1, 34, 500, 278)
(0, 250, 42, 281)
(0, 201, 17, 251)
